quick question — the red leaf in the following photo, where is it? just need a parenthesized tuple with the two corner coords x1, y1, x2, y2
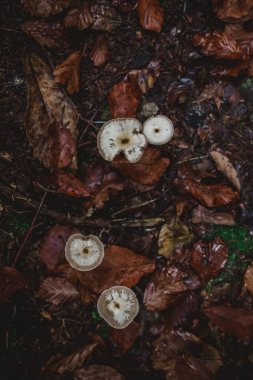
(138, 0, 164, 33)
(0, 267, 29, 302)
(109, 321, 140, 352)
(55, 171, 90, 198)
(108, 81, 141, 118)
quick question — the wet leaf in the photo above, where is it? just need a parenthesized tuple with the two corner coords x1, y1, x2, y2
(170, 294, 199, 329)
(191, 237, 228, 283)
(192, 205, 235, 225)
(37, 277, 79, 306)
(25, 55, 78, 170)
(53, 51, 82, 94)
(64, 3, 93, 30)
(109, 321, 140, 352)
(204, 305, 253, 341)
(90, 36, 109, 67)
(213, 0, 253, 23)
(108, 81, 141, 118)
(22, 0, 78, 17)
(55, 172, 90, 198)
(158, 220, 194, 258)
(244, 262, 253, 297)
(138, 0, 164, 33)
(144, 266, 200, 311)
(90, 3, 122, 32)
(125, 60, 160, 94)
(210, 151, 241, 192)
(0, 267, 29, 302)
(73, 365, 125, 379)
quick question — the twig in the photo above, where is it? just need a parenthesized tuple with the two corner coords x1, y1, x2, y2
(176, 155, 208, 164)
(111, 198, 157, 218)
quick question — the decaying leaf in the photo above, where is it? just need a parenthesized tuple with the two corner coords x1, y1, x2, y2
(225, 24, 253, 55)
(109, 321, 140, 352)
(73, 365, 125, 379)
(244, 262, 253, 297)
(213, 0, 253, 23)
(25, 55, 78, 170)
(191, 205, 235, 225)
(55, 172, 90, 198)
(39, 225, 78, 272)
(22, 0, 78, 17)
(125, 60, 160, 94)
(37, 277, 79, 306)
(90, 36, 109, 67)
(138, 0, 164, 33)
(64, 3, 93, 30)
(53, 51, 82, 94)
(21, 21, 70, 51)
(108, 81, 141, 118)
(191, 238, 228, 283)
(0, 267, 29, 302)
(175, 356, 216, 380)
(197, 82, 225, 109)
(158, 219, 194, 258)
(90, 3, 122, 31)
(144, 266, 200, 311)
(210, 151, 241, 192)
(204, 305, 253, 341)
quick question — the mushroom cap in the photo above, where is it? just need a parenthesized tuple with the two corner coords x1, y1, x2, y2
(65, 233, 104, 271)
(97, 118, 147, 163)
(97, 286, 139, 329)
(143, 115, 174, 145)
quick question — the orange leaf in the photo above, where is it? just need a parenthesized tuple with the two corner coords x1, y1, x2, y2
(138, 0, 164, 33)
(55, 171, 90, 198)
(109, 321, 140, 352)
(54, 51, 81, 94)
(90, 36, 109, 67)
(108, 81, 141, 118)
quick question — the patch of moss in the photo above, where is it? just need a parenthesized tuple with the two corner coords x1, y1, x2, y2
(6, 214, 29, 236)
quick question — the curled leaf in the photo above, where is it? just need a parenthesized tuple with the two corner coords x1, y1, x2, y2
(138, 0, 164, 33)
(210, 151, 241, 192)
(22, 0, 78, 17)
(53, 51, 81, 94)
(64, 3, 93, 30)
(108, 81, 141, 118)
(55, 172, 90, 198)
(90, 36, 109, 67)
(37, 277, 79, 306)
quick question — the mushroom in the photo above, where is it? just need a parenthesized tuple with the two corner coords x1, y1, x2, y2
(143, 115, 174, 145)
(97, 118, 147, 163)
(65, 233, 104, 271)
(97, 286, 139, 329)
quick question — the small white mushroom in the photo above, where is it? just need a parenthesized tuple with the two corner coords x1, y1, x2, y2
(65, 233, 104, 271)
(143, 115, 174, 145)
(97, 286, 139, 329)
(97, 118, 147, 163)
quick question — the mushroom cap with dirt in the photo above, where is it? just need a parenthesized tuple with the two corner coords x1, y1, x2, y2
(97, 286, 139, 329)
(97, 118, 147, 163)
(143, 115, 174, 145)
(65, 233, 104, 271)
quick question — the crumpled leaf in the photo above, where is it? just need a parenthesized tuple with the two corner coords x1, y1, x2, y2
(144, 266, 200, 311)
(64, 3, 93, 30)
(112, 147, 170, 192)
(244, 262, 253, 297)
(158, 220, 194, 258)
(0, 267, 29, 302)
(109, 321, 140, 352)
(39, 226, 78, 272)
(21, 21, 70, 50)
(90, 36, 109, 67)
(25, 55, 78, 170)
(73, 365, 125, 379)
(190, 237, 228, 283)
(21, 0, 78, 17)
(125, 60, 160, 94)
(192, 205, 235, 225)
(37, 277, 79, 306)
(108, 81, 141, 118)
(204, 305, 253, 341)
(175, 164, 239, 208)
(210, 151, 241, 192)
(90, 3, 122, 31)
(53, 51, 82, 94)
(138, 0, 164, 33)
(213, 0, 253, 23)
(55, 172, 90, 198)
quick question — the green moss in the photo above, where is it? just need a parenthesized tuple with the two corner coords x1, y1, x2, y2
(6, 214, 29, 236)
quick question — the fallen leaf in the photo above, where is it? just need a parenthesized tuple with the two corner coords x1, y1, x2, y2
(90, 3, 122, 31)
(108, 81, 141, 118)
(64, 3, 93, 30)
(37, 277, 79, 306)
(210, 151, 241, 192)
(55, 171, 90, 198)
(39, 225, 78, 272)
(191, 238, 228, 283)
(213, 0, 253, 23)
(109, 321, 140, 352)
(175, 356, 216, 380)
(204, 305, 253, 341)
(73, 365, 125, 379)
(158, 220, 194, 258)
(21, 21, 70, 50)
(169, 294, 199, 329)
(22, 0, 78, 17)
(25, 55, 78, 170)
(191, 205, 235, 225)
(0, 267, 29, 302)
(197, 82, 225, 109)
(225, 24, 253, 54)
(53, 51, 82, 94)
(112, 147, 170, 191)
(90, 36, 109, 67)
(138, 0, 164, 33)
(244, 262, 253, 297)
(144, 266, 200, 311)
(125, 60, 160, 94)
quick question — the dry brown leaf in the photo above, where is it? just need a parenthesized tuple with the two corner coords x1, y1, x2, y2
(244, 262, 253, 297)
(54, 51, 81, 94)
(25, 55, 78, 170)
(191, 205, 235, 225)
(158, 220, 194, 258)
(144, 266, 200, 311)
(190, 237, 228, 283)
(21, 21, 70, 51)
(213, 0, 253, 23)
(55, 172, 90, 198)
(138, 0, 164, 33)
(108, 81, 141, 118)
(90, 36, 109, 67)
(39, 225, 78, 272)
(210, 151, 241, 192)
(64, 3, 93, 30)
(90, 3, 122, 31)
(175, 356, 216, 380)
(73, 365, 125, 379)
(0, 267, 29, 302)
(109, 321, 140, 352)
(22, 0, 77, 17)
(225, 24, 253, 54)
(38, 277, 79, 307)
(125, 60, 160, 94)
(204, 305, 253, 341)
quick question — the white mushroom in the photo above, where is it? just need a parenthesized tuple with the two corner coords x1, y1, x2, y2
(143, 115, 174, 145)
(97, 286, 139, 329)
(97, 118, 147, 163)
(65, 233, 104, 271)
